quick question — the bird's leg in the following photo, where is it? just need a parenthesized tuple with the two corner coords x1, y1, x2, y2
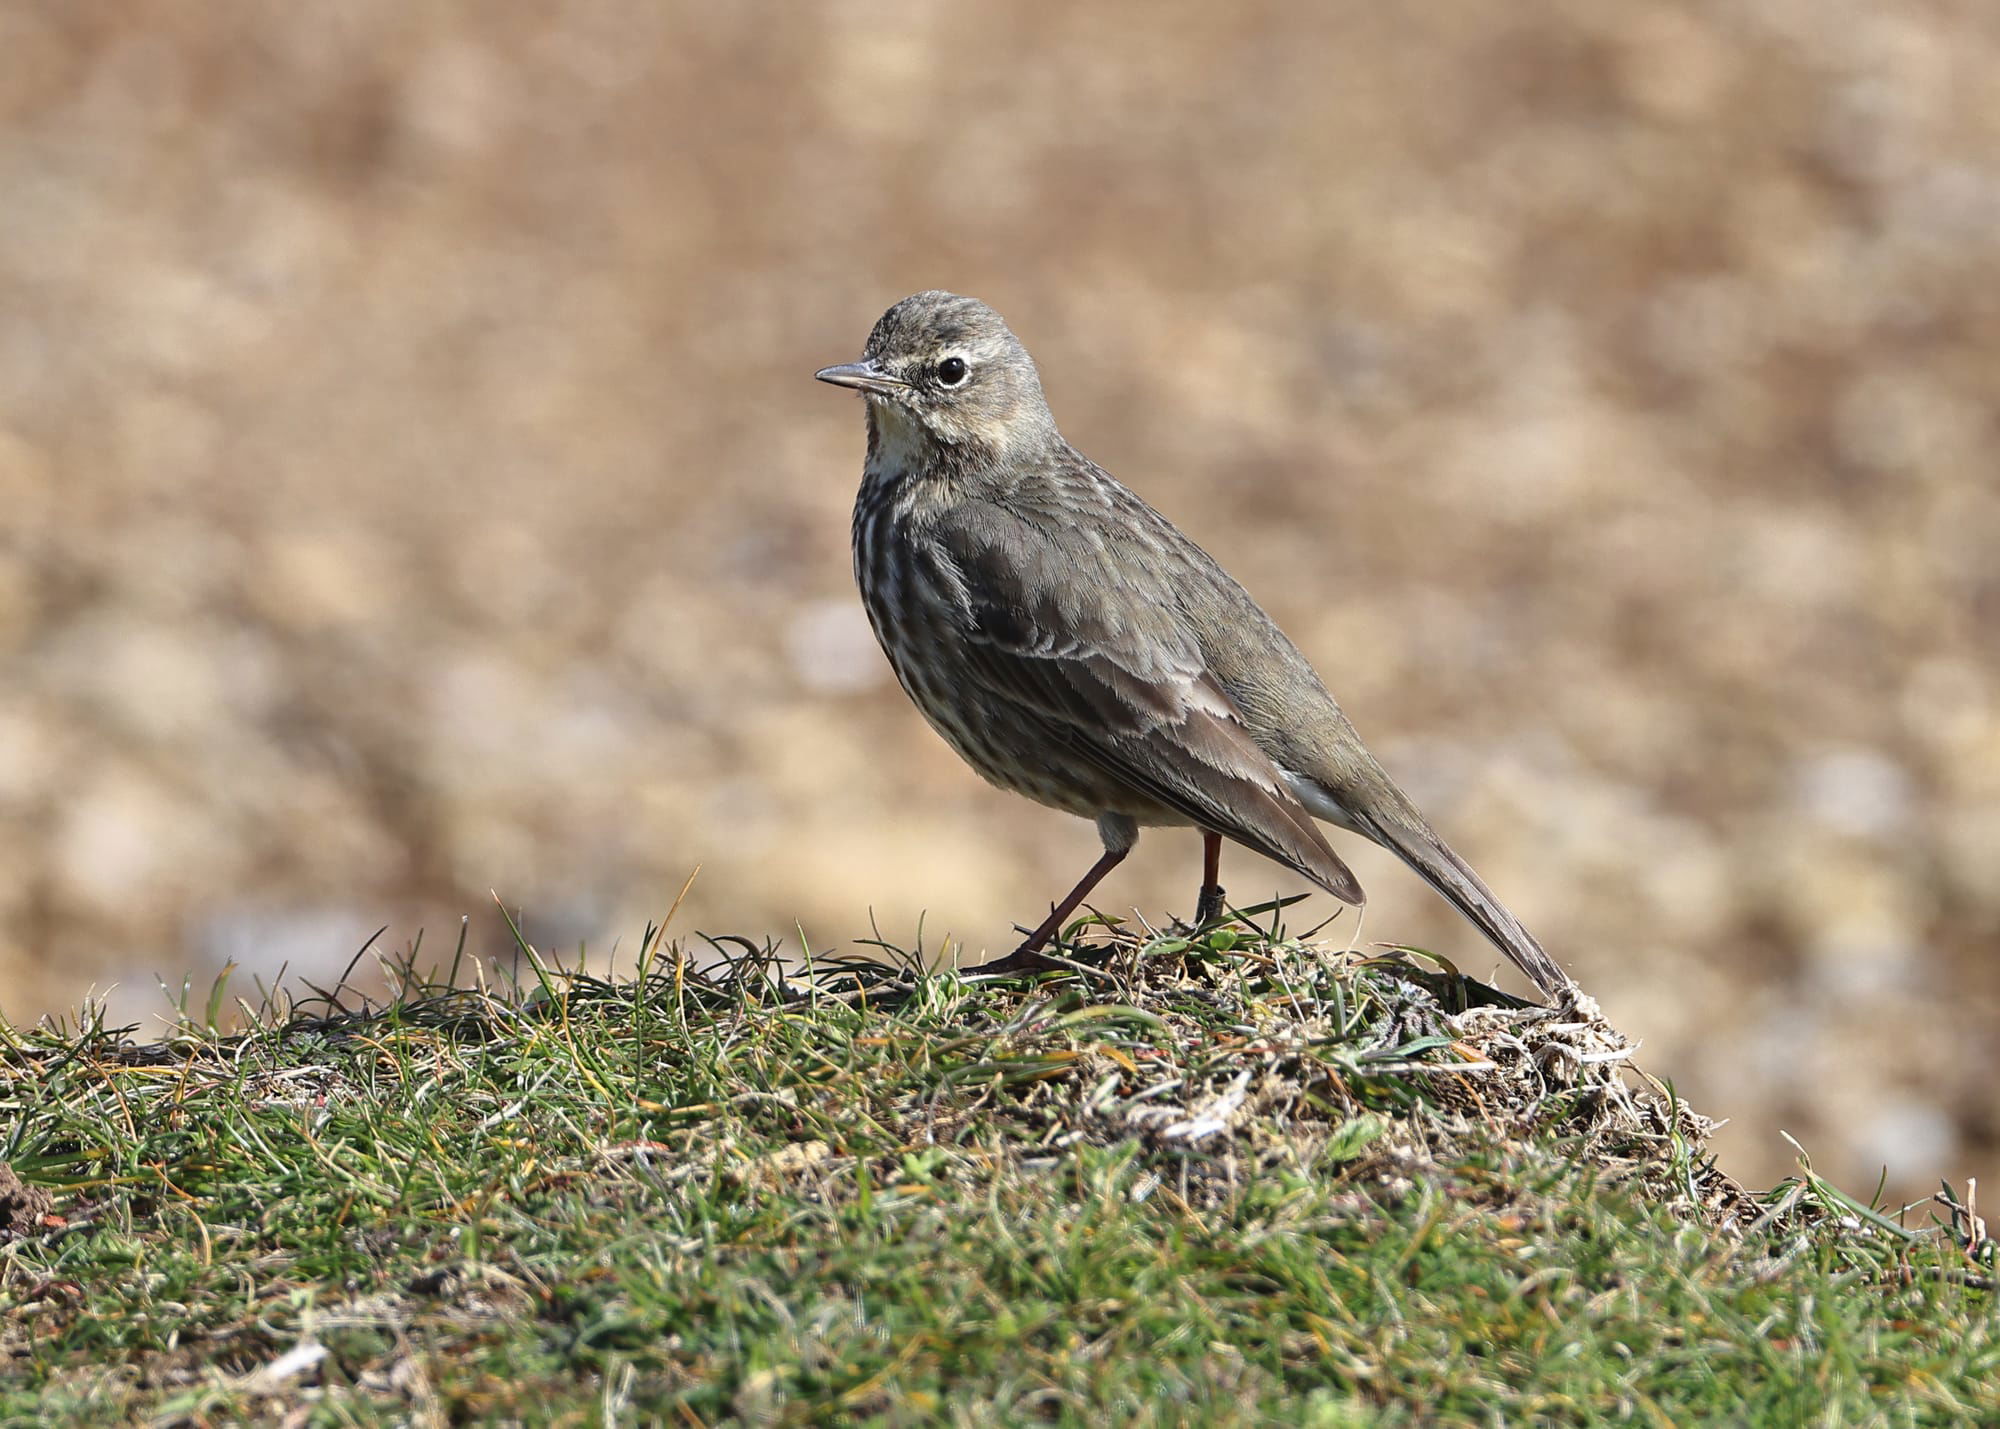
(973, 846, 1130, 973)
(1193, 830, 1226, 927)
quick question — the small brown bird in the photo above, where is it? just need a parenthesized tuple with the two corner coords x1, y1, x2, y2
(817, 292, 1573, 1000)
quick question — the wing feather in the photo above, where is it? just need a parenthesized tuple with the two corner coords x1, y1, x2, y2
(935, 503, 1365, 904)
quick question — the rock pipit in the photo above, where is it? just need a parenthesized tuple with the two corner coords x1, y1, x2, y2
(817, 291, 1573, 1000)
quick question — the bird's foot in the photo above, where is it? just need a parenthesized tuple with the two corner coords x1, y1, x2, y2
(966, 945, 1066, 977)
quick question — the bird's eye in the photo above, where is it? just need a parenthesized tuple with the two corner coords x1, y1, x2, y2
(936, 356, 969, 386)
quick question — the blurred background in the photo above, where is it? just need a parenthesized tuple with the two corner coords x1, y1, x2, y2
(1, 0, 1996, 1201)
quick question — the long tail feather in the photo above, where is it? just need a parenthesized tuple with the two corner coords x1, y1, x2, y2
(1352, 804, 1574, 1001)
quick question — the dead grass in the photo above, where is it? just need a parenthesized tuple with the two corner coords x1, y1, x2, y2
(0, 906, 1990, 1423)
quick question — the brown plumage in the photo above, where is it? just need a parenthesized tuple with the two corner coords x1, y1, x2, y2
(817, 291, 1574, 1001)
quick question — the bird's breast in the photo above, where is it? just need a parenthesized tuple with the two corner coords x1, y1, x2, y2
(852, 481, 966, 639)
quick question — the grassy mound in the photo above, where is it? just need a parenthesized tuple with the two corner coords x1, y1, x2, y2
(1, 908, 1993, 1424)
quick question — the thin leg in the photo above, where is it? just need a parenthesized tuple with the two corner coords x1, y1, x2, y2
(972, 846, 1130, 973)
(1194, 830, 1226, 926)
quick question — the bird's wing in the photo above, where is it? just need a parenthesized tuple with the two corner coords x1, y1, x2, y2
(931, 503, 1365, 904)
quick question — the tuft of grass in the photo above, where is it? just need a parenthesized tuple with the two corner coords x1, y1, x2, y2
(0, 907, 1993, 1425)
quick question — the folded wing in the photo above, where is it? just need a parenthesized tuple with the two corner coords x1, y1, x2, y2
(933, 502, 1365, 905)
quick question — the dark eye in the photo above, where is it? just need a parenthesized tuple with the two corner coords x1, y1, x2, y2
(936, 356, 968, 386)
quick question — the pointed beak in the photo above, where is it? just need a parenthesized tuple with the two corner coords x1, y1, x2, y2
(814, 358, 907, 398)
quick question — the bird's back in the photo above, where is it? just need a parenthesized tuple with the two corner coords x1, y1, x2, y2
(1017, 444, 1397, 810)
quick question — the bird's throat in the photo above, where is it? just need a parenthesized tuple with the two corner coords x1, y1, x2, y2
(863, 402, 939, 479)
(861, 403, 1009, 512)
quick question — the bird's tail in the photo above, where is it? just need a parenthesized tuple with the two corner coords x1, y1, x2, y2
(1347, 799, 1574, 1002)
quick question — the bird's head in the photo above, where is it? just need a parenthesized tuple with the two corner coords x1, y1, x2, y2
(816, 291, 1056, 460)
